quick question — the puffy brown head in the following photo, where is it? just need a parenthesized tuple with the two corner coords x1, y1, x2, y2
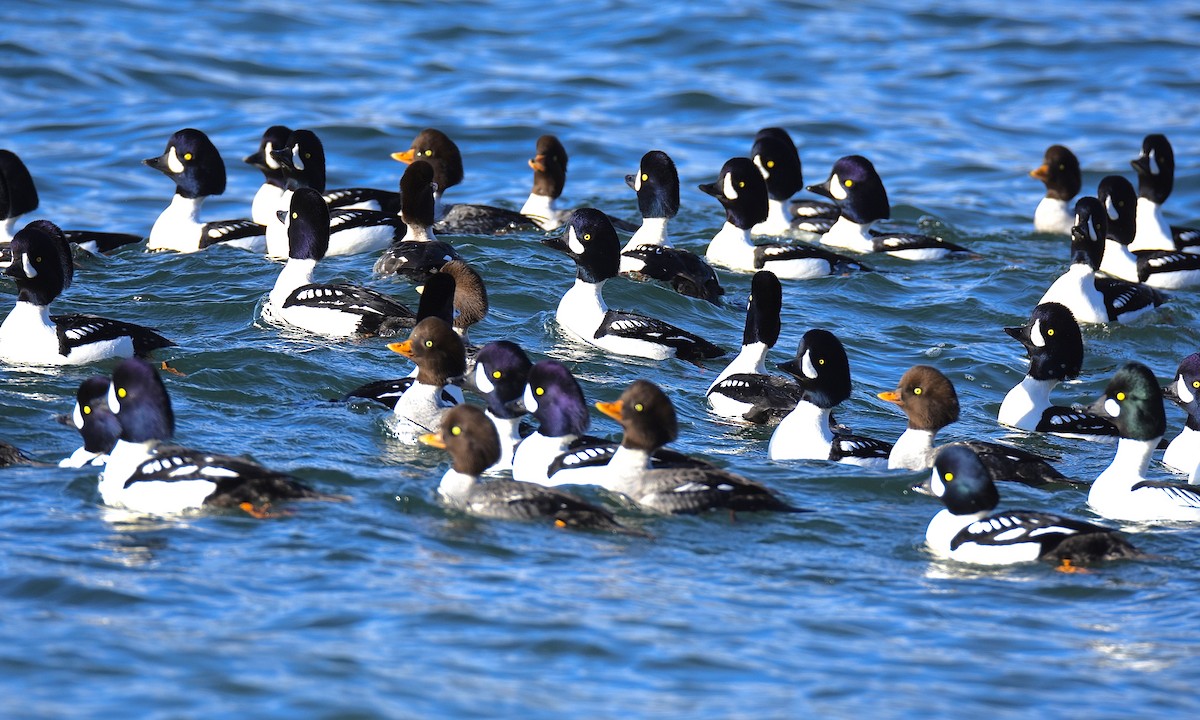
(877, 365, 960, 432)
(421, 404, 500, 476)
(596, 379, 678, 452)
(387, 317, 466, 385)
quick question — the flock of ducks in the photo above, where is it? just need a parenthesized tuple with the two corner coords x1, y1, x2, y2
(1, 124, 1199, 569)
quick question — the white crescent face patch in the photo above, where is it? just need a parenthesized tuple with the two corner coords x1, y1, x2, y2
(292, 146, 305, 171)
(752, 154, 770, 180)
(566, 226, 586, 255)
(829, 173, 848, 200)
(1104, 193, 1119, 221)
(108, 382, 122, 414)
(21, 253, 36, 279)
(801, 349, 818, 379)
(1178, 376, 1196, 404)
(73, 402, 85, 430)
(264, 141, 281, 170)
(1029, 318, 1046, 348)
(523, 384, 539, 413)
(930, 468, 946, 498)
(475, 363, 495, 394)
(633, 170, 643, 192)
(1104, 398, 1121, 417)
(166, 146, 186, 174)
(722, 172, 739, 200)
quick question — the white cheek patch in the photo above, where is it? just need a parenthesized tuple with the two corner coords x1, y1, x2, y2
(633, 172, 643, 192)
(21, 253, 36, 279)
(73, 403, 85, 430)
(475, 364, 495, 394)
(108, 383, 122, 414)
(801, 350, 818, 379)
(1104, 398, 1121, 417)
(566, 226, 585, 255)
(1029, 319, 1046, 348)
(752, 154, 769, 180)
(930, 470, 945, 498)
(166, 146, 185, 174)
(1104, 194, 1118, 221)
(264, 142, 280, 169)
(292, 146, 305, 171)
(722, 173, 739, 200)
(523, 385, 539, 413)
(1178, 376, 1196, 404)
(829, 174, 847, 200)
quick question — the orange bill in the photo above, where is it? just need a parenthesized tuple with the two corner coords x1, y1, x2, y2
(388, 340, 415, 357)
(595, 399, 623, 420)
(1029, 163, 1049, 181)
(391, 148, 416, 164)
(418, 432, 445, 449)
(529, 155, 545, 172)
(877, 390, 902, 403)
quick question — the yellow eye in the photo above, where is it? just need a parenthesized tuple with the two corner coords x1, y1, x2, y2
(183, 153, 192, 161)
(492, 370, 502, 379)
(1047, 328, 1054, 336)
(634, 403, 643, 412)
(1116, 392, 1126, 401)
(641, 173, 648, 182)
(944, 472, 954, 482)
(1058, 164, 1065, 170)
(583, 233, 591, 241)
(913, 387, 922, 395)
(451, 426, 461, 436)
(423, 149, 432, 156)
(291, 211, 298, 219)
(35, 256, 42, 263)
(738, 181, 745, 188)
(304, 153, 311, 159)
(818, 358, 825, 365)
(117, 387, 127, 398)
(535, 387, 544, 396)
(424, 340, 433, 348)
(844, 179, 853, 187)
(83, 406, 91, 415)
(767, 160, 775, 168)
(1193, 381, 1199, 389)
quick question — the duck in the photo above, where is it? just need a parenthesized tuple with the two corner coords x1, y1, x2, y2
(879, 365, 1075, 487)
(264, 129, 403, 258)
(701, 157, 869, 279)
(807, 155, 973, 259)
(1088, 362, 1200, 522)
(100, 358, 344, 516)
(619, 150, 724, 303)
(0, 220, 173, 365)
(1037, 196, 1166, 324)
(1128, 133, 1200, 253)
(768, 328, 892, 466)
(747, 127, 838, 236)
(518, 134, 572, 231)
(925, 443, 1139, 566)
(390, 128, 537, 235)
(243, 125, 294, 226)
(420, 404, 642, 534)
(1161, 352, 1200, 480)
(543, 208, 724, 362)
(589, 380, 804, 515)
(470, 340, 533, 471)
(1096, 174, 1200, 290)
(1029, 144, 1082, 235)
(262, 187, 415, 338)
(372, 159, 462, 282)
(59, 375, 122, 468)
(706, 270, 802, 423)
(0, 149, 141, 257)
(1, 441, 44, 468)
(511, 360, 597, 485)
(143, 128, 267, 253)
(997, 302, 1118, 438)
(385, 316, 466, 441)
(337, 270, 473, 409)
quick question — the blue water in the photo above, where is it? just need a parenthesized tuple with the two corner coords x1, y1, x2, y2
(3, 1, 1200, 717)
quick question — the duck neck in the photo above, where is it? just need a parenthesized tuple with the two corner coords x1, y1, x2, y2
(602, 445, 653, 493)
(437, 469, 478, 506)
(270, 258, 317, 308)
(100, 439, 159, 503)
(487, 411, 524, 469)
(519, 192, 560, 230)
(1131, 197, 1173, 252)
(821, 216, 876, 252)
(624, 217, 670, 251)
(711, 341, 769, 388)
(925, 507, 986, 557)
(752, 198, 793, 236)
(889, 428, 936, 470)
(1095, 437, 1158, 489)
(769, 400, 833, 460)
(998, 376, 1056, 429)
